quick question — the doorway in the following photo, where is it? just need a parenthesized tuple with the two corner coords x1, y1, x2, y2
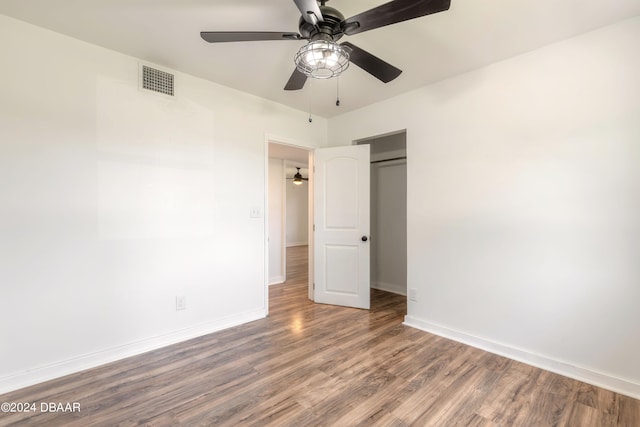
(267, 141, 312, 295)
(357, 131, 408, 297)
(266, 132, 407, 311)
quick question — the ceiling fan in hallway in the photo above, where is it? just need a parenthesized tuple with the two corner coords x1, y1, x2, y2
(200, 0, 451, 90)
(286, 167, 309, 185)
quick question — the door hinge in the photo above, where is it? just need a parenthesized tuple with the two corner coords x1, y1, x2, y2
(313, 224, 315, 232)
(313, 282, 315, 290)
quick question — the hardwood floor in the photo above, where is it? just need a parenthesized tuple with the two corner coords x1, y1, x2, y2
(1, 245, 639, 426)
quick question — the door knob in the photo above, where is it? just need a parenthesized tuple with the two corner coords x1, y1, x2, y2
(361, 235, 368, 242)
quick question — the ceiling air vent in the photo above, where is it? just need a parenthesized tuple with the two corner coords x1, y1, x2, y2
(141, 65, 174, 96)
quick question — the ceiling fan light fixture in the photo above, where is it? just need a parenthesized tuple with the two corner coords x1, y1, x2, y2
(294, 40, 349, 79)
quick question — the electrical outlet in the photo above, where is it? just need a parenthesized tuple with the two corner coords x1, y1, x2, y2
(176, 295, 186, 311)
(409, 288, 417, 302)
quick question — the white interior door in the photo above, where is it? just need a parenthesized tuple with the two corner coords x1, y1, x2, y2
(314, 145, 370, 309)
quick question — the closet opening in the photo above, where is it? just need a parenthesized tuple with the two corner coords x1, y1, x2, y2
(356, 131, 407, 301)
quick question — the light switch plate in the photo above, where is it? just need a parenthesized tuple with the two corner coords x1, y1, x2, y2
(250, 207, 263, 218)
(176, 295, 186, 311)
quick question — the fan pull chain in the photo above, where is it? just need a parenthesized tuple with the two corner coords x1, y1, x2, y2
(336, 77, 341, 107)
(307, 79, 313, 123)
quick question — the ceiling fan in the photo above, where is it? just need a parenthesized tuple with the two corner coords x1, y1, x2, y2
(287, 167, 309, 185)
(200, 0, 451, 90)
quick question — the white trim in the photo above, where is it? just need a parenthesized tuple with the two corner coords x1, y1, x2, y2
(286, 241, 308, 247)
(371, 281, 406, 296)
(269, 276, 285, 286)
(280, 159, 287, 284)
(403, 315, 640, 400)
(263, 137, 270, 316)
(0, 309, 266, 395)
(307, 150, 315, 301)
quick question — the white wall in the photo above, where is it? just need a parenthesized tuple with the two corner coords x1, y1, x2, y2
(268, 159, 285, 284)
(286, 179, 309, 246)
(329, 17, 640, 398)
(0, 15, 327, 393)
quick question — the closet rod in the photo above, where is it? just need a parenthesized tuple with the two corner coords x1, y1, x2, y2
(371, 156, 407, 164)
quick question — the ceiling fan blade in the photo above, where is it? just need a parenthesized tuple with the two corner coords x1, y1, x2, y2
(341, 42, 402, 83)
(200, 31, 302, 43)
(284, 68, 308, 91)
(293, 0, 324, 25)
(341, 0, 451, 36)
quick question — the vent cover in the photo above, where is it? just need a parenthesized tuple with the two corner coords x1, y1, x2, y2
(141, 65, 174, 96)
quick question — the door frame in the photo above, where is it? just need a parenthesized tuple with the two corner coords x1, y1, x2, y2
(354, 129, 408, 299)
(264, 135, 314, 314)
(264, 129, 407, 312)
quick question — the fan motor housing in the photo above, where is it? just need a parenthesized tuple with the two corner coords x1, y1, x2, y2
(299, 5, 345, 41)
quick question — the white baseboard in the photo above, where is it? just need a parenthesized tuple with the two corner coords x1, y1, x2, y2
(403, 315, 640, 400)
(269, 276, 285, 285)
(371, 281, 406, 296)
(286, 242, 308, 247)
(0, 309, 266, 395)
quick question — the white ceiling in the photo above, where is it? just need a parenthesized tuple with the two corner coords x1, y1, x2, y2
(1, 1, 639, 118)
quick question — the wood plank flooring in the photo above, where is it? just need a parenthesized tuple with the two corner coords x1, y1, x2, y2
(1, 245, 639, 426)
